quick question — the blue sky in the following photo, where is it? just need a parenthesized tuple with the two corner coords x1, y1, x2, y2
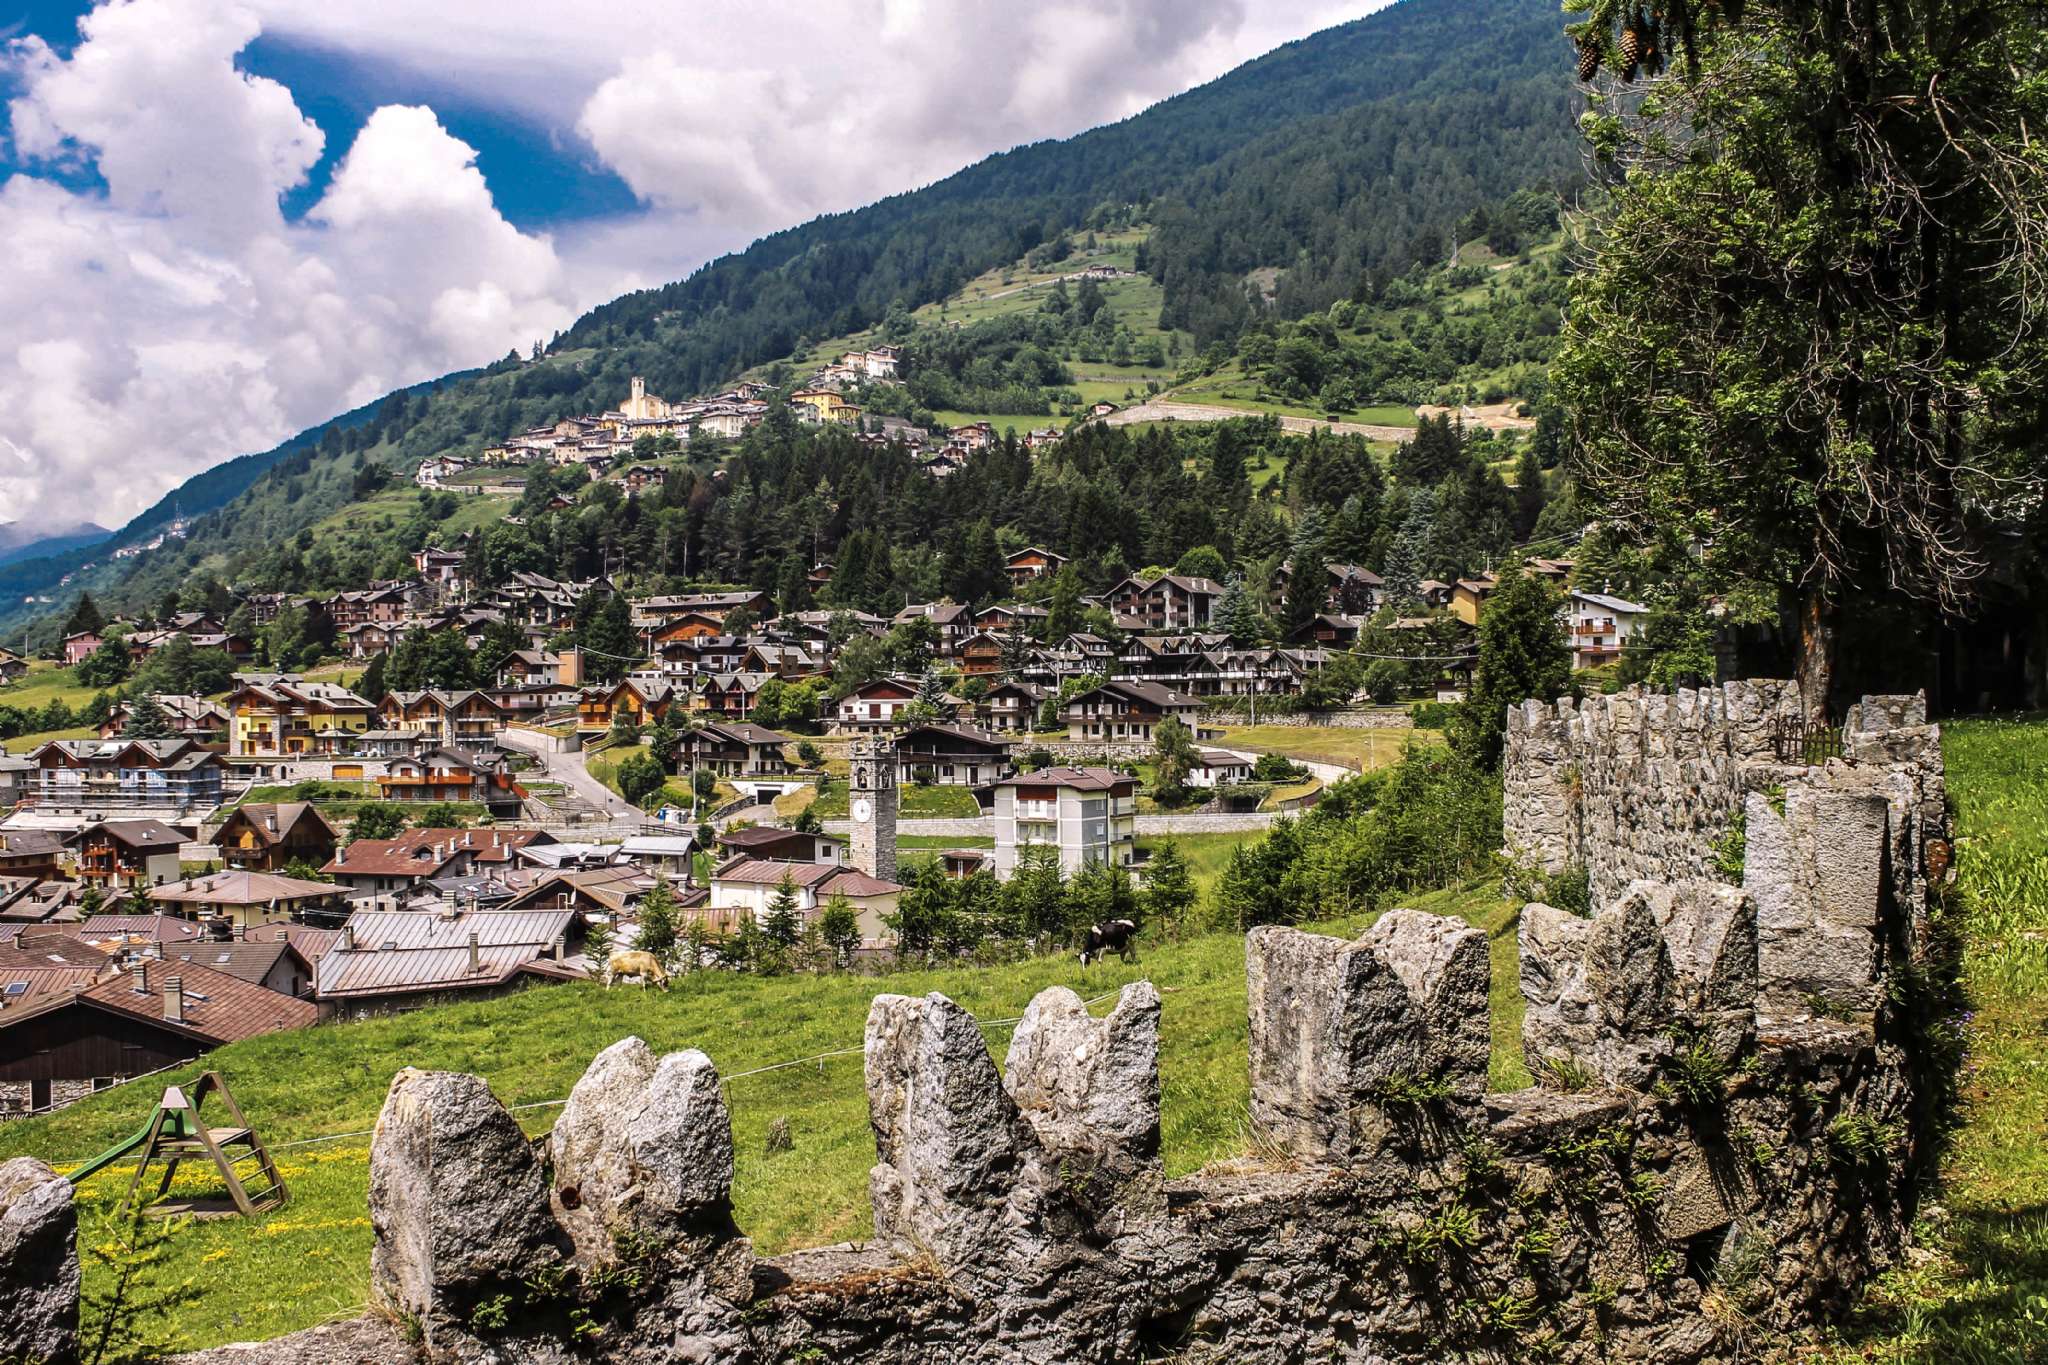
(0, 0, 1373, 529)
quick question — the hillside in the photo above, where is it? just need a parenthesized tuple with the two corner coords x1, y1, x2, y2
(1, 0, 1578, 642)
(4, 718, 2041, 1359)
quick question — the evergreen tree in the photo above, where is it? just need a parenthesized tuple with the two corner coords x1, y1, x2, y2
(75, 639, 131, 688)
(1454, 572, 1571, 769)
(357, 650, 387, 704)
(1044, 567, 1085, 640)
(1151, 716, 1199, 803)
(64, 592, 105, 637)
(125, 695, 173, 741)
(1217, 572, 1263, 646)
(575, 591, 637, 683)
(1381, 490, 1438, 609)
(1511, 447, 1547, 540)
(1142, 839, 1198, 929)
(1004, 844, 1067, 942)
(1282, 508, 1329, 639)
(763, 871, 804, 949)
(635, 878, 681, 960)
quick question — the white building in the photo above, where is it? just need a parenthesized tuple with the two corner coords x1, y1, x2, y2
(1565, 591, 1651, 669)
(990, 766, 1137, 879)
(702, 856, 903, 948)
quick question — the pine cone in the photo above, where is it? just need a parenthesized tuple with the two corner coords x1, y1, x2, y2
(1576, 38, 1601, 80)
(1619, 24, 1644, 69)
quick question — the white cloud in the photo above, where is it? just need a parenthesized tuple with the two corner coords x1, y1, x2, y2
(0, 0, 1384, 529)
(0, 2, 581, 528)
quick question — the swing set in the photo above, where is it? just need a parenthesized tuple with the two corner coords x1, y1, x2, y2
(63, 1072, 287, 1218)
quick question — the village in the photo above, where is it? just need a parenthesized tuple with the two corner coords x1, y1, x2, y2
(0, 383, 1646, 1117)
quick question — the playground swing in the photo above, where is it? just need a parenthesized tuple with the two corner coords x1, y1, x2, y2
(63, 1071, 287, 1219)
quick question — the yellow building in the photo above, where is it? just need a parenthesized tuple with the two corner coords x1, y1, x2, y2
(620, 375, 672, 421)
(226, 679, 376, 757)
(791, 389, 861, 425)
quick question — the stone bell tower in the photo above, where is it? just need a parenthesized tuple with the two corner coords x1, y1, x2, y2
(848, 738, 898, 883)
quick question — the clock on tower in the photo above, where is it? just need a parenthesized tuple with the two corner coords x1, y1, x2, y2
(848, 738, 898, 883)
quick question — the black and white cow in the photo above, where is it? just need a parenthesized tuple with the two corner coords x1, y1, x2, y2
(1079, 919, 1139, 968)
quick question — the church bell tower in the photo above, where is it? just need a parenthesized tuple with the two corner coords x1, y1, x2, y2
(848, 738, 898, 883)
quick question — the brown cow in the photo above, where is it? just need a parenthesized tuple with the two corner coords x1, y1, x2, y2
(603, 949, 671, 990)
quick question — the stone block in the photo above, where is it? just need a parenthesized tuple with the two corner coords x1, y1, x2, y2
(1619, 879, 1757, 1053)
(1519, 894, 1674, 1088)
(368, 1068, 560, 1339)
(0, 1157, 77, 1365)
(1247, 916, 1488, 1162)
(1745, 786, 1890, 1022)
(1004, 982, 1162, 1208)
(865, 992, 1075, 1286)
(550, 1036, 734, 1265)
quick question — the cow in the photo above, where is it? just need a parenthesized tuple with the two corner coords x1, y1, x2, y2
(1079, 919, 1139, 969)
(603, 949, 671, 990)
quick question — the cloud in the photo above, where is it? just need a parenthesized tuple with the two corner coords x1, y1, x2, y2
(0, 2, 581, 528)
(0, 0, 1384, 529)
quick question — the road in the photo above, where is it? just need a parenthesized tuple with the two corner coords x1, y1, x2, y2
(821, 812, 1283, 839)
(497, 729, 645, 833)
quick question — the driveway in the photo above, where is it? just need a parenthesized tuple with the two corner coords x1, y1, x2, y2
(497, 729, 639, 824)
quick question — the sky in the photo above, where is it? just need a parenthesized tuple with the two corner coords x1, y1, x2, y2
(0, 0, 1385, 534)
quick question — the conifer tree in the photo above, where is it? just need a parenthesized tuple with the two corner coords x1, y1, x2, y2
(635, 878, 681, 960)
(763, 871, 803, 949)
(1454, 571, 1572, 769)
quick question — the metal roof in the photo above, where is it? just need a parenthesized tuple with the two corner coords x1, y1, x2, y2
(335, 908, 576, 952)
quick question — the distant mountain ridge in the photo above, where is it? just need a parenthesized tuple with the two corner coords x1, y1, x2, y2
(2, 0, 1576, 638)
(0, 520, 110, 569)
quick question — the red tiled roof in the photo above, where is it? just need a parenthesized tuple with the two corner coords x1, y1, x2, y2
(0, 960, 314, 1045)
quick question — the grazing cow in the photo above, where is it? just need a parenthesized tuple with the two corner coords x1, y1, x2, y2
(1079, 919, 1139, 969)
(603, 949, 671, 990)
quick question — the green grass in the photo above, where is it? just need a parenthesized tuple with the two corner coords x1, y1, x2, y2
(1209, 721, 1422, 773)
(804, 781, 982, 821)
(1814, 715, 2048, 1361)
(0, 878, 1517, 1351)
(0, 661, 105, 712)
(895, 834, 995, 851)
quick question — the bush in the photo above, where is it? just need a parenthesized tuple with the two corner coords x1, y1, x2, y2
(1251, 753, 1307, 782)
(1408, 700, 1456, 730)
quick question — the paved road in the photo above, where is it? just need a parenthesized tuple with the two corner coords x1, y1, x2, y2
(1213, 747, 1357, 786)
(822, 813, 1282, 839)
(497, 729, 647, 834)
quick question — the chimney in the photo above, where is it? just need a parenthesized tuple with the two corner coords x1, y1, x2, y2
(342, 924, 355, 951)
(265, 814, 277, 833)
(231, 921, 245, 941)
(163, 976, 183, 1023)
(467, 931, 480, 973)
(337, 844, 347, 864)
(134, 960, 149, 993)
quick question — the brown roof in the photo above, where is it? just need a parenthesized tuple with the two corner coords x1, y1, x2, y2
(74, 914, 209, 945)
(0, 929, 113, 971)
(710, 857, 902, 896)
(995, 766, 1130, 792)
(159, 939, 311, 987)
(717, 826, 824, 852)
(146, 870, 343, 909)
(0, 960, 315, 1045)
(218, 803, 339, 848)
(319, 827, 552, 879)
(70, 819, 187, 850)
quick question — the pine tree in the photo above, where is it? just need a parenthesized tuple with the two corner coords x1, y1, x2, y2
(357, 651, 387, 704)
(1512, 447, 1547, 540)
(64, 592, 104, 637)
(1151, 717, 1199, 804)
(1454, 571, 1572, 770)
(1282, 509, 1329, 639)
(819, 892, 861, 967)
(124, 695, 173, 741)
(1142, 839, 1198, 930)
(1381, 489, 1438, 610)
(763, 871, 803, 948)
(635, 878, 681, 960)
(1045, 567, 1085, 640)
(1217, 573, 1263, 647)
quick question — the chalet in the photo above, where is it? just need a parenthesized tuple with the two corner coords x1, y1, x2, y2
(1105, 573, 1223, 630)
(0, 647, 27, 683)
(790, 388, 861, 425)
(956, 631, 1007, 676)
(1274, 561, 1385, 615)
(24, 739, 225, 814)
(834, 677, 921, 729)
(0, 755, 29, 806)
(1004, 547, 1068, 586)
(413, 547, 468, 587)
(124, 628, 254, 661)
(656, 635, 750, 677)
(676, 721, 791, 778)
(742, 643, 821, 679)
(894, 723, 1015, 787)
(159, 936, 317, 999)
(497, 650, 565, 688)
(62, 630, 105, 665)
(496, 867, 653, 918)
(1060, 680, 1201, 743)
(976, 679, 1044, 733)
(1294, 614, 1367, 649)
(715, 826, 841, 863)
(1566, 591, 1650, 669)
(98, 694, 230, 740)
(893, 602, 973, 655)
(1417, 580, 1455, 609)
(0, 958, 315, 1113)
(651, 612, 730, 644)
(226, 678, 376, 758)
(840, 346, 900, 380)
(577, 676, 679, 735)
(702, 856, 902, 948)
(0, 830, 65, 880)
(974, 604, 1051, 635)
(618, 834, 698, 879)
(145, 870, 346, 931)
(66, 819, 189, 888)
(692, 671, 770, 720)
(319, 828, 555, 899)
(376, 747, 522, 813)
(212, 803, 340, 872)
(0, 930, 112, 1019)
(325, 584, 412, 631)
(1189, 749, 1255, 789)
(377, 689, 507, 751)
(947, 421, 995, 451)
(313, 908, 582, 1017)
(1450, 577, 1499, 626)
(632, 591, 772, 630)
(340, 621, 406, 658)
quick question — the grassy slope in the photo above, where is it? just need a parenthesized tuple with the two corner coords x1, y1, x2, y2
(0, 881, 1513, 1350)
(1817, 716, 2048, 1360)
(6, 719, 2041, 1356)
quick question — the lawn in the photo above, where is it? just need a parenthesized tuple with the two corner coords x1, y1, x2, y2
(1209, 720, 1423, 773)
(803, 780, 983, 821)
(0, 877, 1515, 1352)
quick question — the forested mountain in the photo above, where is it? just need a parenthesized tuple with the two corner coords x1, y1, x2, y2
(6, 0, 1579, 641)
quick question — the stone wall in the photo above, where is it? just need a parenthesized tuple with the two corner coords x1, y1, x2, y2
(1503, 682, 1945, 916)
(1, 712, 1945, 1365)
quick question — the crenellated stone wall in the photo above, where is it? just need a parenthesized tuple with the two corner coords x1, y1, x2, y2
(0, 692, 1949, 1365)
(1503, 682, 1946, 917)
